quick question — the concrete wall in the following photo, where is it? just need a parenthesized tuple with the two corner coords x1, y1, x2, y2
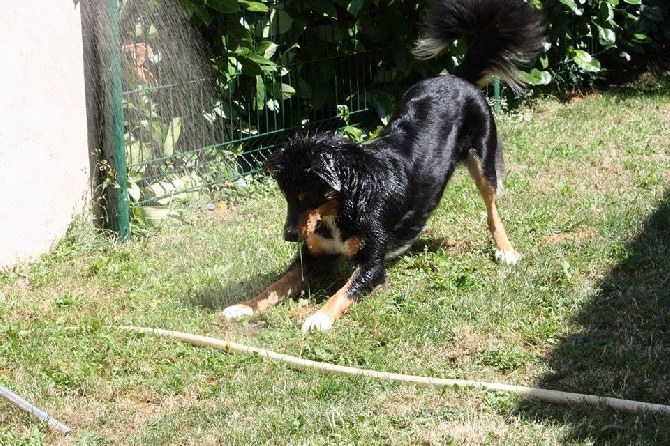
(0, 2, 90, 269)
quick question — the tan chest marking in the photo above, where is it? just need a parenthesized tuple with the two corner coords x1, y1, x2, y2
(306, 217, 364, 258)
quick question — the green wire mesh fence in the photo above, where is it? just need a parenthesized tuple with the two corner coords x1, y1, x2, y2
(95, 1, 403, 237)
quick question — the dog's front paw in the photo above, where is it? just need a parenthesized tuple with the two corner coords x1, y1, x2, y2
(222, 304, 254, 320)
(301, 311, 333, 334)
(495, 249, 521, 265)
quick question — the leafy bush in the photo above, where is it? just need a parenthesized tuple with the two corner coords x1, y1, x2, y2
(181, 0, 668, 102)
(181, 0, 441, 128)
(539, 0, 669, 93)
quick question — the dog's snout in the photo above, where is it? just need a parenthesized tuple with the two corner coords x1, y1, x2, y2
(283, 224, 299, 242)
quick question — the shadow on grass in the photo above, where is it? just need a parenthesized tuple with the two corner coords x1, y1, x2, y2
(188, 235, 468, 312)
(188, 272, 279, 311)
(517, 188, 670, 443)
(188, 263, 353, 311)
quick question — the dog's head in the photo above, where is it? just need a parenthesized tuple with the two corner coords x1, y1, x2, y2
(264, 133, 355, 242)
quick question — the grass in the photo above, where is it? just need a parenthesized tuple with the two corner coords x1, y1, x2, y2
(2, 78, 670, 445)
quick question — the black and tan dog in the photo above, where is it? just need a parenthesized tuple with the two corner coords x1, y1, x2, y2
(223, 0, 545, 333)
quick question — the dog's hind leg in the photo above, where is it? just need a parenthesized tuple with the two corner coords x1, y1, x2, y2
(222, 266, 306, 320)
(466, 153, 521, 265)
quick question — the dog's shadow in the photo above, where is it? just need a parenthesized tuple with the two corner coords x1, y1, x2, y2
(188, 272, 278, 311)
(188, 235, 468, 312)
(407, 236, 471, 256)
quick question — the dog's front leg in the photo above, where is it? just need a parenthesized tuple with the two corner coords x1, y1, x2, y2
(301, 259, 385, 333)
(222, 265, 306, 320)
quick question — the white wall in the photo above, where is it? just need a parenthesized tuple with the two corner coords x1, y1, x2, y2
(0, 2, 90, 269)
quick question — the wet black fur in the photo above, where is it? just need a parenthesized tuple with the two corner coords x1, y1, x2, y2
(264, 0, 545, 303)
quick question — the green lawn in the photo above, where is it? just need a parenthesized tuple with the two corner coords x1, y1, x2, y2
(1, 79, 669, 445)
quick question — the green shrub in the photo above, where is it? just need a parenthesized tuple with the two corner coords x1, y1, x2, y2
(181, 0, 668, 103)
(540, 0, 669, 93)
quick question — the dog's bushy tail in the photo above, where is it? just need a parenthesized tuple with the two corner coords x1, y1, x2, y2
(412, 0, 545, 92)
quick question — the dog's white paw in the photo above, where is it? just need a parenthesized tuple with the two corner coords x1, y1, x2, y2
(495, 249, 521, 265)
(222, 304, 254, 320)
(301, 311, 333, 334)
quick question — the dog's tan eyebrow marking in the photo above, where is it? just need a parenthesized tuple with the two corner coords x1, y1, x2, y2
(317, 199, 339, 218)
(297, 192, 306, 201)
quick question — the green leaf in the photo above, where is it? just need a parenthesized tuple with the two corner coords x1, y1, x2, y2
(237, 52, 277, 75)
(337, 104, 351, 122)
(540, 54, 549, 69)
(239, 0, 269, 12)
(271, 83, 296, 100)
(622, 0, 641, 4)
(205, 0, 240, 14)
(341, 125, 365, 142)
(234, 46, 251, 57)
(182, 0, 213, 25)
(295, 77, 312, 100)
(255, 41, 279, 59)
(255, 75, 266, 110)
(256, 8, 294, 38)
(347, 0, 365, 16)
(246, 54, 277, 71)
(163, 117, 182, 157)
(150, 121, 167, 146)
(558, 0, 583, 15)
(618, 51, 631, 62)
(517, 68, 553, 86)
(236, 58, 261, 76)
(571, 49, 601, 72)
(128, 182, 142, 202)
(194, 8, 213, 25)
(560, 258, 572, 281)
(126, 140, 148, 166)
(599, 1, 614, 24)
(596, 25, 616, 46)
(373, 92, 395, 125)
(632, 33, 651, 42)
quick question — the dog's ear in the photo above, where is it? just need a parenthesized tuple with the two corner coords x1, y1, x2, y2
(309, 150, 344, 192)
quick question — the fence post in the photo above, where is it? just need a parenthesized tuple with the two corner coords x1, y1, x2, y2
(107, 0, 130, 240)
(493, 77, 501, 114)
